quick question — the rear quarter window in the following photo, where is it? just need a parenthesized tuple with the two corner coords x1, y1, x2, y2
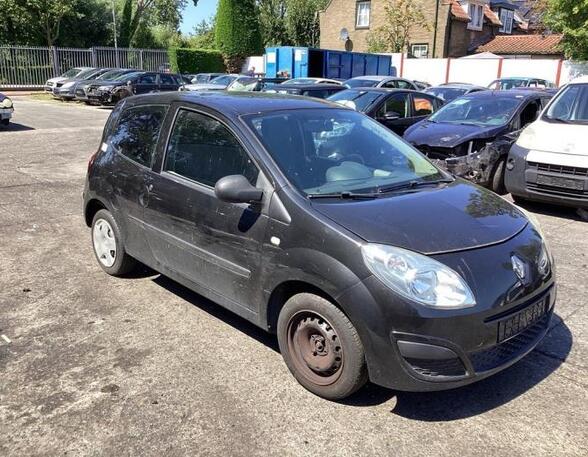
(110, 105, 168, 167)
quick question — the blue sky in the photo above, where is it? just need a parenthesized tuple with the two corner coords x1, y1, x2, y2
(180, 0, 219, 34)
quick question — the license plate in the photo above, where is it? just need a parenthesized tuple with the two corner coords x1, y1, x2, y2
(498, 297, 548, 342)
(537, 174, 584, 191)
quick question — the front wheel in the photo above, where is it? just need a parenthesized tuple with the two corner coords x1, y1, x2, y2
(91, 209, 137, 276)
(489, 157, 507, 195)
(277, 293, 368, 400)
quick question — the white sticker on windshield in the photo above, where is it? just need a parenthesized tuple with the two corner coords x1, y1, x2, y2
(100, 142, 108, 152)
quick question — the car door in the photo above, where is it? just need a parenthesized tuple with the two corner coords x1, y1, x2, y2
(133, 73, 158, 95)
(106, 103, 168, 257)
(142, 105, 269, 313)
(372, 92, 412, 135)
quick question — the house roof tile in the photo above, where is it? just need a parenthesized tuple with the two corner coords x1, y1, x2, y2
(475, 34, 564, 55)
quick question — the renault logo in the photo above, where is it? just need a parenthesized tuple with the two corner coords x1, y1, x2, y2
(511, 255, 526, 281)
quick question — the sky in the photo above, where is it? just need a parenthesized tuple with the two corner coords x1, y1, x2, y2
(180, 0, 219, 35)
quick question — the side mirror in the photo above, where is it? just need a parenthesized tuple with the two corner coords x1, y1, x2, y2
(379, 111, 401, 121)
(215, 175, 263, 204)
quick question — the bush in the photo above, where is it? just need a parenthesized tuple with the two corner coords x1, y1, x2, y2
(168, 48, 226, 74)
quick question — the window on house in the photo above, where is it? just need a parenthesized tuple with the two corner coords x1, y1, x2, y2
(499, 8, 514, 34)
(467, 2, 484, 31)
(356, 1, 371, 28)
(411, 44, 429, 58)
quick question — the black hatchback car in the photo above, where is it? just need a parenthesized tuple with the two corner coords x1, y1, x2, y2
(328, 88, 443, 135)
(86, 71, 182, 105)
(84, 92, 556, 400)
(263, 83, 345, 99)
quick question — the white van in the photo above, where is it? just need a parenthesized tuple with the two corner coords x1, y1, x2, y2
(505, 76, 588, 209)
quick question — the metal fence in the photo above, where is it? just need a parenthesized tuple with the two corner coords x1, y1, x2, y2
(0, 45, 169, 89)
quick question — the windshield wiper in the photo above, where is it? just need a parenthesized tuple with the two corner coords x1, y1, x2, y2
(307, 191, 378, 200)
(378, 178, 454, 194)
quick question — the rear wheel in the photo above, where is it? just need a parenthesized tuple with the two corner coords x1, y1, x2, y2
(277, 293, 367, 400)
(91, 209, 137, 276)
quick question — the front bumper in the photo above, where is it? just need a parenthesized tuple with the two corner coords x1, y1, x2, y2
(86, 90, 115, 105)
(55, 87, 76, 99)
(506, 143, 588, 209)
(0, 107, 13, 121)
(336, 223, 556, 391)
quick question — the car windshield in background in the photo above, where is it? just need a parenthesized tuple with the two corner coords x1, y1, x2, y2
(345, 79, 379, 88)
(97, 70, 124, 80)
(327, 90, 384, 112)
(228, 78, 257, 91)
(244, 109, 443, 196)
(428, 95, 521, 126)
(75, 68, 97, 80)
(114, 71, 142, 81)
(425, 87, 467, 102)
(284, 78, 316, 85)
(62, 68, 82, 78)
(493, 79, 527, 90)
(210, 75, 234, 86)
(543, 83, 588, 124)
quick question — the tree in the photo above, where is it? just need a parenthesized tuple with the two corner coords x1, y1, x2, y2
(21, 0, 78, 48)
(543, 0, 588, 60)
(187, 18, 217, 49)
(284, 0, 327, 47)
(215, 0, 263, 72)
(258, 0, 288, 46)
(366, 0, 430, 53)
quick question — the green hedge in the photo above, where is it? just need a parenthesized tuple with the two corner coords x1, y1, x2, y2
(168, 48, 226, 74)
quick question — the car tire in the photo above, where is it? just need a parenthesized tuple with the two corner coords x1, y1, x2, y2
(91, 209, 137, 276)
(490, 157, 507, 195)
(277, 293, 368, 400)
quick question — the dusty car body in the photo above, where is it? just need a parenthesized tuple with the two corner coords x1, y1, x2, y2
(0, 92, 14, 126)
(263, 83, 345, 99)
(86, 72, 182, 105)
(404, 90, 553, 193)
(74, 69, 139, 103)
(425, 83, 487, 102)
(227, 77, 287, 92)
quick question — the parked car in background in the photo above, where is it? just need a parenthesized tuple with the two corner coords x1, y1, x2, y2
(263, 83, 345, 99)
(190, 73, 225, 84)
(328, 88, 442, 136)
(506, 76, 588, 209)
(44, 67, 93, 93)
(425, 83, 488, 102)
(49, 67, 100, 98)
(86, 71, 182, 105)
(227, 77, 287, 92)
(74, 69, 140, 103)
(55, 68, 117, 100)
(404, 90, 553, 193)
(0, 93, 14, 126)
(488, 77, 556, 90)
(182, 74, 240, 91)
(84, 91, 556, 401)
(413, 80, 432, 90)
(282, 77, 342, 85)
(344, 76, 419, 90)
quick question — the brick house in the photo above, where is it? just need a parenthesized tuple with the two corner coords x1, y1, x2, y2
(319, 0, 535, 58)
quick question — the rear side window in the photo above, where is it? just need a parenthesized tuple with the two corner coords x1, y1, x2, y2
(376, 93, 409, 118)
(160, 74, 176, 84)
(413, 96, 435, 116)
(138, 74, 157, 84)
(164, 109, 259, 187)
(110, 105, 167, 167)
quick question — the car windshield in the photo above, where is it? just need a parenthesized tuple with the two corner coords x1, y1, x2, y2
(114, 71, 142, 81)
(96, 70, 123, 80)
(210, 75, 234, 86)
(62, 68, 82, 78)
(284, 78, 316, 85)
(428, 95, 521, 126)
(327, 90, 384, 112)
(245, 109, 444, 196)
(543, 83, 588, 124)
(425, 87, 468, 102)
(491, 79, 528, 90)
(345, 78, 379, 88)
(228, 78, 258, 91)
(75, 68, 97, 80)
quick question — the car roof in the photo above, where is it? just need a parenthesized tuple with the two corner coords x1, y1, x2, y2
(346, 75, 396, 81)
(461, 89, 545, 100)
(275, 83, 344, 90)
(127, 91, 338, 115)
(434, 83, 485, 89)
(338, 87, 421, 94)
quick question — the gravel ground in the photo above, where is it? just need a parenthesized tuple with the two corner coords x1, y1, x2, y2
(0, 97, 586, 457)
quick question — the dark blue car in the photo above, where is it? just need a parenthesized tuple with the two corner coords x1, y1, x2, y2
(404, 90, 553, 193)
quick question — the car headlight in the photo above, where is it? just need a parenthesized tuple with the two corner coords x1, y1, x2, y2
(361, 244, 476, 309)
(98, 85, 113, 91)
(1, 98, 13, 108)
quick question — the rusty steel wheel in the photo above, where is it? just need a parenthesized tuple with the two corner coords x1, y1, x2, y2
(287, 312, 344, 386)
(277, 293, 368, 400)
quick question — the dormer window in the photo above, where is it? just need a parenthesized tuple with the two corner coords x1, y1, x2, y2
(499, 8, 514, 34)
(466, 1, 485, 31)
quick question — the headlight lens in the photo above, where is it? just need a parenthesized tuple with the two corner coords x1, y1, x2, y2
(1, 97, 13, 108)
(361, 244, 476, 309)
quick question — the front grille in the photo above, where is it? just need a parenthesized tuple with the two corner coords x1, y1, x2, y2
(469, 313, 550, 373)
(528, 161, 588, 177)
(404, 357, 466, 378)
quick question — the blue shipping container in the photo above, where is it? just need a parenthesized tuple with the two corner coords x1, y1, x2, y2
(265, 47, 394, 80)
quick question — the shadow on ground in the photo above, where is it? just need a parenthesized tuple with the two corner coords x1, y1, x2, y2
(148, 273, 572, 417)
(512, 197, 586, 222)
(0, 123, 34, 132)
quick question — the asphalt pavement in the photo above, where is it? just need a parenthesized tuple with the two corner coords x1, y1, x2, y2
(0, 97, 586, 456)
